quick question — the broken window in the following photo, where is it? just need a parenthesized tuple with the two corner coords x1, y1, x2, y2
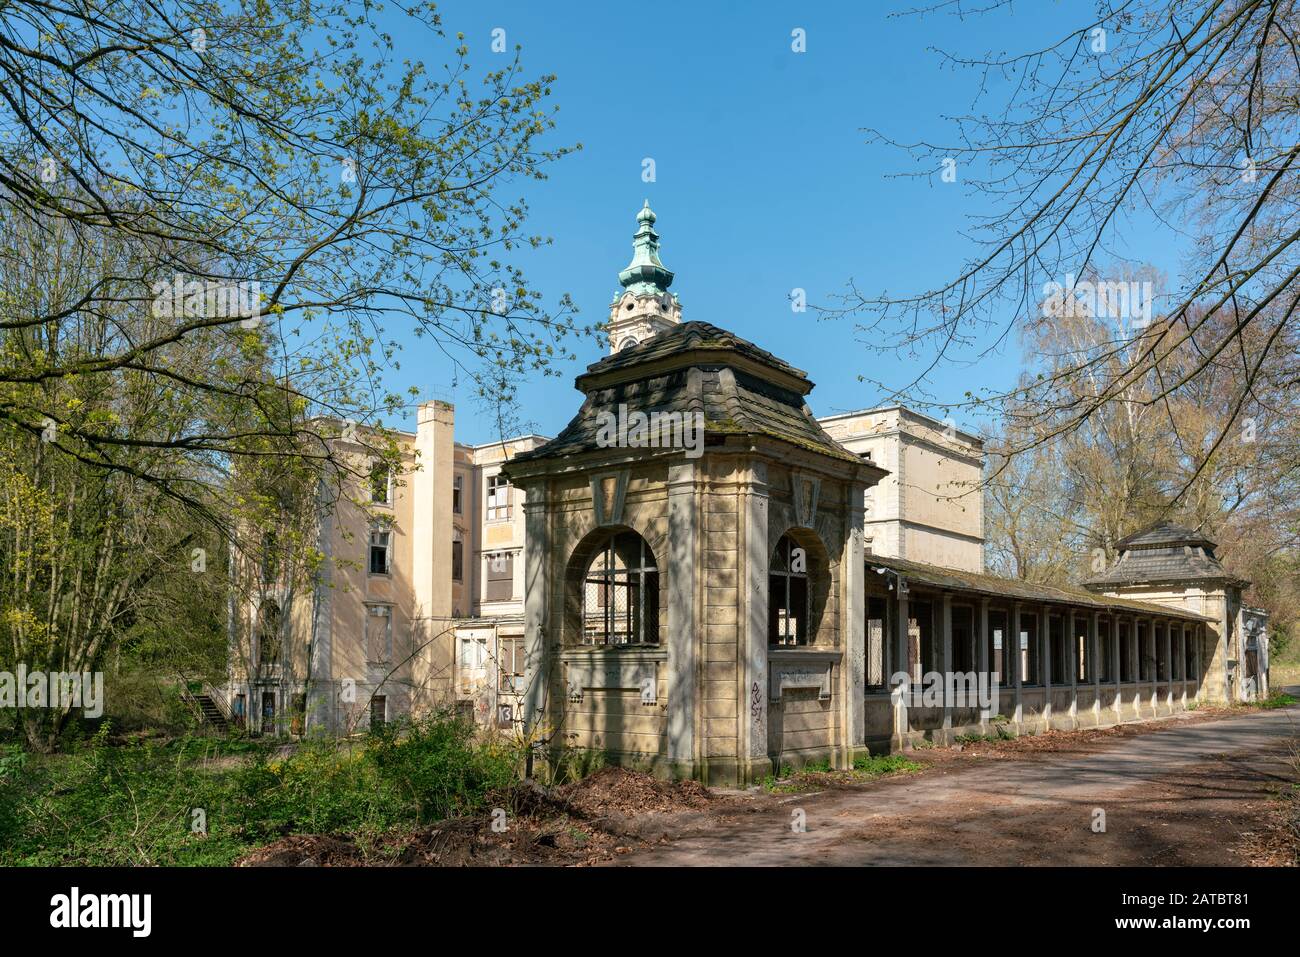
(452, 530, 463, 582)
(453, 474, 463, 514)
(487, 473, 511, 521)
(769, 534, 811, 647)
(369, 523, 391, 575)
(583, 532, 659, 645)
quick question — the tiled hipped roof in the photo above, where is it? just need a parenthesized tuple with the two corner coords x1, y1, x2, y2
(1083, 521, 1248, 589)
(509, 321, 862, 466)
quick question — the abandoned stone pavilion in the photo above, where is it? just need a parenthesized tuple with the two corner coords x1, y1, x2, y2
(502, 207, 1267, 787)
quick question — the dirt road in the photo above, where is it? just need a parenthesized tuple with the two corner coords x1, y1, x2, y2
(615, 707, 1300, 866)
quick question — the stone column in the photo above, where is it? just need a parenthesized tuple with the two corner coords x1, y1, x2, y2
(1041, 605, 1052, 730)
(978, 598, 991, 731)
(1012, 602, 1024, 729)
(665, 462, 698, 774)
(891, 591, 910, 751)
(740, 463, 769, 780)
(521, 490, 550, 749)
(940, 593, 953, 741)
(1111, 615, 1122, 724)
(1170, 621, 1180, 712)
(1090, 611, 1101, 725)
(1066, 608, 1078, 729)
(1148, 617, 1158, 713)
(842, 483, 867, 764)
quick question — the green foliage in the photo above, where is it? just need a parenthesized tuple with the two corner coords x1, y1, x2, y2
(851, 753, 922, 776)
(0, 716, 522, 866)
(1255, 692, 1297, 710)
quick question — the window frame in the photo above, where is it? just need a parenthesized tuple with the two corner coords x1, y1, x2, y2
(486, 473, 512, 522)
(365, 603, 393, 663)
(368, 523, 391, 576)
(768, 534, 812, 648)
(581, 532, 660, 646)
(369, 460, 392, 506)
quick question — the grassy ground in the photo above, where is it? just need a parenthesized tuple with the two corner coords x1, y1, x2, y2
(0, 717, 520, 866)
(1272, 644, 1300, 691)
(762, 753, 922, 794)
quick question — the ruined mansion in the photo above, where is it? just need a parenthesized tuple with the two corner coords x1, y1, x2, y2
(223, 203, 1271, 786)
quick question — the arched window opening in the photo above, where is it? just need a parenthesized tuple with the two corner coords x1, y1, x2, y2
(769, 534, 811, 647)
(582, 532, 659, 645)
(258, 600, 282, 667)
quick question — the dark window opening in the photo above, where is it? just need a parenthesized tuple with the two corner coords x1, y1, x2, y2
(769, 534, 811, 647)
(1020, 612, 1040, 686)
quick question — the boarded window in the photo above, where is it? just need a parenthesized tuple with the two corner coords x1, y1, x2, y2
(498, 637, 524, 693)
(370, 695, 386, 731)
(485, 552, 514, 601)
(366, 605, 392, 662)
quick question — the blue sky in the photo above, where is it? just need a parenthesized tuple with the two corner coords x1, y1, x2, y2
(380, 0, 1182, 443)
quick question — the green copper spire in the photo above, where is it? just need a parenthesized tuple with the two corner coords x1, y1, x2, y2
(617, 200, 675, 296)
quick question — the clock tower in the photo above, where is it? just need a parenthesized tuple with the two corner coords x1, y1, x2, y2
(607, 200, 682, 353)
